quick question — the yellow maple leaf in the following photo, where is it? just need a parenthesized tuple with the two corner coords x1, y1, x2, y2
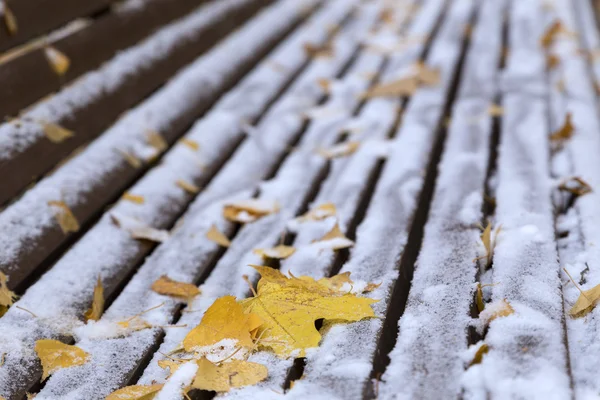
(106, 384, 164, 400)
(192, 357, 268, 392)
(250, 266, 351, 297)
(550, 112, 574, 142)
(47, 201, 80, 234)
(0, 272, 17, 317)
(35, 340, 89, 381)
(253, 245, 296, 260)
(183, 296, 262, 352)
(570, 283, 600, 318)
(151, 275, 200, 301)
(84, 276, 104, 321)
(44, 46, 70, 76)
(206, 224, 231, 247)
(241, 267, 376, 356)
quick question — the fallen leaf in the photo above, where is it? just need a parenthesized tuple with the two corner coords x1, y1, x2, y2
(241, 267, 376, 356)
(317, 78, 331, 93)
(223, 199, 280, 223)
(116, 148, 142, 169)
(122, 192, 145, 204)
(2, 1, 17, 35)
(317, 141, 360, 159)
(183, 296, 262, 352)
(317, 271, 353, 292)
(84, 276, 104, 321)
(0, 272, 16, 317)
(253, 245, 296, 260)
(479, 299, 514, 325)
(106, 384, 164, 400)
(570, 283, 600, 318)
(158, 359, 181, 379)
(487, 104, 503, 117)
(558, 176, 592, 197)
(44, 46, 70, 76)
(475, 221, 500, 268)
(111, 213, 170, 243)
(147, 130, 167, 152)
(206, 224, 231, 247)
(476, 283, 485, 313)
(362, 281, 382, 293)
(470, 343, 489, 366)
(192, 357, 268, 392)
(297, 202, 337, 222)
(547, 53, 560, 70)
(550, 112, 574, 141)
(41, 121, 74, 143)
(303, 42, 333, 58)
(179, 138, 200, 151)
(151, 275, 200, 301)
(359, 77, 418, 99)
(541, 20, 564, 49)
(48, 201, 80, 234)
(415, 61, 440, 86)
(176, 179, 200, 194)
(311, 223, 354, 250)
(35, 339, 89, 381)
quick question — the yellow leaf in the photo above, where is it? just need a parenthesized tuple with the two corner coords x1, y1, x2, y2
(359, 77, 418, 99)
(84, 276, 104, 322)
(487, 104, 503, 117)
(48, 201, 80, 234)
(2, 1, 17, 35)
(206, 224, 231, 247)
(146, 131, 167, 153)
(34, 340, 89, 381)
(111, 213, 170, 243)
(476, 283, 485, 313)
(158, 359, 181, 379)
(479, 299, 514, 325)
(558, 176, 592, 197)
(470, 343, 489, 366)
(222, 199, 280, 223)
(547, 53, 560, 70)
(311, 223, 354, 250)
(476, 222, 500, 268)
(117, 318, 152, 332)
(303, 42, 333, 58)
(183, 296, 262, 352)
(179, 138, 200, 151)
(116, 148, 142, 169)
(317, 141, 360, 159)
(44, 46, 70, 76)
(415, 61, 440, 86)
(192, 357, 268, 392)
(298, 202, 337, 222)
(570, 283, 600, 318)
(176, 179, 200, 194)
(122, 192, 145, 204)
(151, 275, 200, 301)
(106, 384, 164, 400)
(41, 121, 74, 143)
(550, 112, 574, 141)
(362, 281, 382, 293)
(540, 20, 565, 49)
(317, 272, 353, 292)
(241, 267, 376, 356)
(253, 245, 295, 260)
(0, 272, 17, 316)
(250, 266, 349, 297)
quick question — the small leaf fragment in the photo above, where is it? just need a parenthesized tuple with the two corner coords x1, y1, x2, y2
(223, 199, 280, 223)
(158, 359, 181, 379)
(550, 112, 574, 141)
(297, 202, 337, 222)
(570, 283, 600, 318)
(183, 296, 262, 352)
(476, 283, 485, 313)
(116, 148, 142, 169)
(84, 276, 104, 322)
(111, 213, 170, 243)
(470, 343, 489, 366)
(0, 272, 17, 317)
(44, 46, 70, 76)
(359, 77, 418, 99)
(303, 42, 333, 58)
(487, 104, 503, 117)
(2, 1, 17, 35)
(317, 141, 360, 159)
(146, 130, 167, 154)
(479, 299, 514, 325)
(41, 121, 74, 143)
(192, 358, 268, 392)
(35, 340, 89, 381)
(541, 20, 564, 49)
(151, 275, 200, 301)
(311, 223, 354, 250)
(122, 192, 145, 204)
(179, 138, 200, 151)
(558, 176, 592, 197)
(205, 224, 231, 247)
(176, 179, 200, 194)
(547, 53, 560, 70)
(415, 61, 440, 86)
(106, 384, 164, 400)
(48, 201, 80, 234)
(253, 245, 296, 260)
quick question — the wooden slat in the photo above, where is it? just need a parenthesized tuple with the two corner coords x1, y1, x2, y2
(0, 0, 270, 208)
(0, 0, 116, 52)
(0, 0, 294, 291)
(0, 0, 332, 397)
(0, 0, 210, 119)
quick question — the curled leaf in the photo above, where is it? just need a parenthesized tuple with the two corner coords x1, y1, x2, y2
(470, 343, 489, 366)
(48, 201, 80, 234)
(84, 276, 104, 322)
(476, 283, 485, 313)
(111, 213, 170, 243)
(311, 223, 354, 250)
(558, 176, 592, 197)
(205, 224, 231, 247)
(35, 340, 89, 381)
(106, 384, 164, 400)
(192, 357, 268, 392)
(44, 46, 70, 76)
(550, 112, 574, 142)
(223, 199, 280, 223)
(122, 192, 145, 204)
(297, 202, 337, 222)
(253, 245, 296, 260)
(570, 283, 600, 318)
(151, 275, 200, 301)
(475, 221, 501, 268)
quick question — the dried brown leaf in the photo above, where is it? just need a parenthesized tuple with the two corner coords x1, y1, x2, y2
(48, 200, 80, 234)
(558, 176, 592, 197)
(550, 112, 574, 141)
(176, 179, 200, 194)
